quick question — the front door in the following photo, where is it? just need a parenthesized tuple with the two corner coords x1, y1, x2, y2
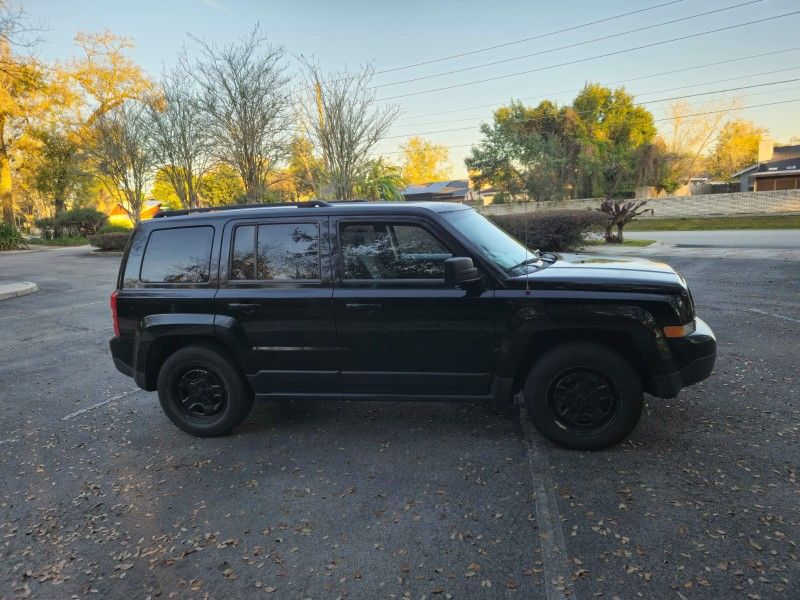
(215, 216, 338, 396)
(332, 216, 497, 397)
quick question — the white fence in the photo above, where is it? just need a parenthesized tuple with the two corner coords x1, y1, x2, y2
(476, 189, 800, 219)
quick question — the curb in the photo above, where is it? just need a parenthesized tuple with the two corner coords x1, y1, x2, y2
(0, 281, 39, 300)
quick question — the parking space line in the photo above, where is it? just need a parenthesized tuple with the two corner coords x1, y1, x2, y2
(519, 408, 574, 600)
(744, 307, 800, 324)
(60, 389, 139, 421)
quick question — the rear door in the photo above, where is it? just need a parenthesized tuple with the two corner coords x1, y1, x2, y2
(332, 215, 497, 397)
(215, 216, 338, 396)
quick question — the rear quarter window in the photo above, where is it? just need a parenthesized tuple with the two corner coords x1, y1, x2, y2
(140, 226, 214, 284)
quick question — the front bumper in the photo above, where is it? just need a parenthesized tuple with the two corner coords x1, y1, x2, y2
(651, 317, 716, 398)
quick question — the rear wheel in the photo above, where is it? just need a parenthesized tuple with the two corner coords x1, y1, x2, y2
(524, 342, 643, 450)
(157, 345, 253, 437)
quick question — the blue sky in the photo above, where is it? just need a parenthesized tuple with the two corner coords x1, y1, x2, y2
(23, 0, 800, 177)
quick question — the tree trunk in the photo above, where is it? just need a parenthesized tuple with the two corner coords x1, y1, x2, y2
(616, 222, 624, 243)
(54, 197, 66, 215)
(0, 133, 14, 227)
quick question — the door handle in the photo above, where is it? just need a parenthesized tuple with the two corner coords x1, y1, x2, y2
(345, 302, 382, 312)
(227, 302, 260, 313)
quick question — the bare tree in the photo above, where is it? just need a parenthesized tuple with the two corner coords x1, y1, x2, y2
(87, 101, 156, 223)
(298, 59, 400, 201)
(187, 26, 291, 203)
(148, 66, 211, 209)
(663, 99, 741, 183)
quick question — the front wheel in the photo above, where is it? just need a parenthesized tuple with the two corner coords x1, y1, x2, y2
(524, 342, 643, 450)
(157, 345, 253, 437)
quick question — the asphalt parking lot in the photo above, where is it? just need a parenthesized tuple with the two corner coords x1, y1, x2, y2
(0, 246, 798, 599)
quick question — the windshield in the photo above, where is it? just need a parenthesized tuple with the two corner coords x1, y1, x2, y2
(442, 208, 543, 273)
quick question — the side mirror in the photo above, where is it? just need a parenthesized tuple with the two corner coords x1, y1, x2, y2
(444, 257, 482, 287)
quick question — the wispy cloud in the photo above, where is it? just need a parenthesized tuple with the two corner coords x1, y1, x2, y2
(198, 0, 230, 14)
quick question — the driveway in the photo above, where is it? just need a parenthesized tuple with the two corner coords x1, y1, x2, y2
(1, 246, 798, 599)
(626, 228, 800, 249)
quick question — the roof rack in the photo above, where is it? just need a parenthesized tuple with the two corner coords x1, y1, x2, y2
(152, 200, 331, 218)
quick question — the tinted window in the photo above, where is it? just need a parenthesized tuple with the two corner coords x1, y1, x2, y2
(230, 225, 256, 280)
(340, 223, 452, 280)
(255, 223, 320, 280)
(140, 226, 214, 283)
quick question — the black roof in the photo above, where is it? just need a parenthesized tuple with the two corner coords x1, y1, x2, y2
(753, 156, 800, 177)
(146, 200, 472, 226)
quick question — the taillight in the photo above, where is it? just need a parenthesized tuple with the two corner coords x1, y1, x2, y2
(110, 290, 120, 336)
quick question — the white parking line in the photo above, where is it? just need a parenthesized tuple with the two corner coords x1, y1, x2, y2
(60, 389, 139, 421)
(744, 307, 800, 324)
(519, 409, 574, 600)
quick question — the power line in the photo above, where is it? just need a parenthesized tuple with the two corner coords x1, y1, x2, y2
(394, 65, 800, 128)
(373, 0, 685, 76)
(382, 81, 800, 140)
(377, 10, 800, 101)
(373, 0, 763, 89)
(376, 98, 800, 155)
(397, 46, 800, 122)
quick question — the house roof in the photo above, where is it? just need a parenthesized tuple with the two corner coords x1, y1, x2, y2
(752, 157, 800, 178)
(733, 145, 800, 178)
(772, 144, 800, 161)
(402, 179, 471, 199)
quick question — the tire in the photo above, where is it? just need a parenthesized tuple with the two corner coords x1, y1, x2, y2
(524, 342, 643, 450)
(157, 345, 254, 437)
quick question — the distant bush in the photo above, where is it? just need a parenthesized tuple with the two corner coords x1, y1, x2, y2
(34, 217, 56, 239)
(55, 208, 107, 237)
(489, 209, 606, 252)
(98, 223, 132, 234)
(35, 209, 108, 239)
(0, 222, 26, 250)
(88, 232, 130, 251)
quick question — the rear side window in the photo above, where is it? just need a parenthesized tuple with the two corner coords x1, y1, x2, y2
(140, 226, 214, 283)
(230, 222, 320, 281)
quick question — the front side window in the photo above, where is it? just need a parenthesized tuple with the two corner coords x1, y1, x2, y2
(340, 222, 452, 280)
(140, 226, 214, 283)
(230, 222, 320, 281)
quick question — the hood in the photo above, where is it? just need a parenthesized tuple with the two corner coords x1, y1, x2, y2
(512, 253, 687, 293)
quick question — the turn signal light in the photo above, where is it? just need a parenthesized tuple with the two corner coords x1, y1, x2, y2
(663, 320, 696, 338)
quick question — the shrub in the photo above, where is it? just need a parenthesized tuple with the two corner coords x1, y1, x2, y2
(0, 222, 27, 250)
(489, 209, 606, 252)
(598, 199, 653, 243)
(54, 208, 108, 237)
(88, 232, 130, 251)
(34, 217, 56, 239)
(98, 223, 132, 234)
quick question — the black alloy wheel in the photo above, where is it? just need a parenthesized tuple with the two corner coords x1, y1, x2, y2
(175, 367, 227, 421)
(546, 368, 620, 433)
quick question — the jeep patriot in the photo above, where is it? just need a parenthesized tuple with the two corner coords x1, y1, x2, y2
(109, 201, 716, 449)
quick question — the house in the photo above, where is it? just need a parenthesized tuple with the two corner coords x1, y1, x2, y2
(401, 180, 475, 204)
(734, 140, 800, 191)
(108, 200, 162, 228)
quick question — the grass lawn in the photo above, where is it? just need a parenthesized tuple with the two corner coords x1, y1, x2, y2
(28, 236, 89, 246)
(626, 214, 800, 231)
(584, 238, 655, 247)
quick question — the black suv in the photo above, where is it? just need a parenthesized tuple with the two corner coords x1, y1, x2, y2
(109, 201, 716, 449)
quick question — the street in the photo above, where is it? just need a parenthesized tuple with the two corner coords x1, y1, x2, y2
(0, 246, 798, 599)
(626, 229, 800, 249)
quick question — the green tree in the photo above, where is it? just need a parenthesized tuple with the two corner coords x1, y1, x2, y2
(198, 163, 245, 206)
(27, 127, 92, 214)
(572, 84, 656, 199)
(707, 120, 766, 179)
(465, 100, 581, 201)
(354, 158, 404, 200)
